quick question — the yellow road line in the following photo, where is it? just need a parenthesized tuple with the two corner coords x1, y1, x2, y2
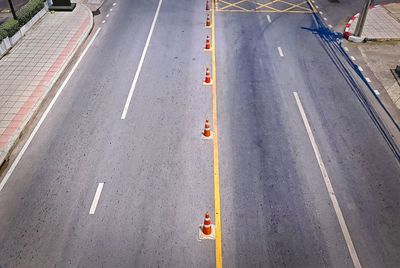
(256, 0, 281, 11)
(219, 0, 248, 11)
(216, 0, 314, 13)
(306, 0, 317, 12)
(216, 9, 313, 13)
(211, 0, 223, 267)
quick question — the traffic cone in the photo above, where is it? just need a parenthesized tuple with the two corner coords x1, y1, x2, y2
(202, 212, 212, 235)
(198, 211, 215, 240)
(206, 0, 210, 11)
(204, 36, 211, 51)
(203, 68, 212, 85)
(205, 14, 211, 28)
(202, 119, 212, 139)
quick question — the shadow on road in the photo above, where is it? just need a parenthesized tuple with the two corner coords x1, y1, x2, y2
(301, 14, 400, 161)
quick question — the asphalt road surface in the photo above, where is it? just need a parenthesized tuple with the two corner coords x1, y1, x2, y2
(0, 0, 29, 10)
(1, 0, 400, 267)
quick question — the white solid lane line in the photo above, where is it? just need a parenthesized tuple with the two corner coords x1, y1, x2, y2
(293, 92, 362, 268)
(0, 28, 102, 193)
(278, 46, 284, 57)
(121, 0, 163, 119)
(267, 15, 272, 23)
(89, 183, 104, 215)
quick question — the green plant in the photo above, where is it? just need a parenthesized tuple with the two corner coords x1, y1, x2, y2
(0, 19, 20, 41)
(16, 0, 45, 25)
(0, 27, 7, 41)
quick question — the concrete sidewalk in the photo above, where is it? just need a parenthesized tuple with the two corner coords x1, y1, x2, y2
(0, 4, 93, 167)
(345, 4, 400, 41)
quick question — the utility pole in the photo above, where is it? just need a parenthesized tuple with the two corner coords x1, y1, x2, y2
(354, 0, 372, 37)
(7, 0, 17, 20)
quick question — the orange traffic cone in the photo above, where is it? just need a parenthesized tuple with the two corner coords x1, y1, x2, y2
(202, 212, 212, 235)
(204, 36, 211, 51)
(203, 68, 212, 85)
(206, 0, 210, 11)
(205, 14, 211, 28)
(202, 119, 212, 139)
(198, 211, 215, 240)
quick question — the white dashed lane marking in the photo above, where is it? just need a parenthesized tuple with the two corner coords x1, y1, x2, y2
(89, 183, 105, 215)
(278, 47, 284, 57)
(293, 92, 362, 268)
(121, 0, 164, 119)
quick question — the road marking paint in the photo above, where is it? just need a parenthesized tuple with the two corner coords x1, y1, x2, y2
(267, 15, 272, 23)
(211, 1, 222, 267)
(366, 77, 371, 83)
(315, 5, 319, 8)
(121, 0, 163, 119)
(113, 2, 116, 6)
(89, 183, 104, 214)
(0, 28, 102, 192)
(319, 11, 323, 15)
(277, 46, 284, 57)
(323, 17, 327, 21)
(344, 47, 349, 52)
(358, 66, 363, 72)
(102, 20, 105, 24)
(350, 56, 356, 61)
(110, 8, 113, 11)
(374, 90, 380, 95)
(293, 92, 362, 268)
(106, 14, 109, 17)
(328, 24, 332, 28)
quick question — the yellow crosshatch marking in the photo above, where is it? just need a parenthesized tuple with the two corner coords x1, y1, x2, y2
(216, 0, 316, 13)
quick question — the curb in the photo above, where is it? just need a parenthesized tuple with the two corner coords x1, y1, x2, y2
(0, 4, 94, 169)
(344, 13, 359, 40)
(343, 5, 382, 40)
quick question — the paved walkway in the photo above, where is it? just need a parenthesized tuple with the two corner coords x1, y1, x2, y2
(0, 4, 92, 166)
(346, 4, 400, 41)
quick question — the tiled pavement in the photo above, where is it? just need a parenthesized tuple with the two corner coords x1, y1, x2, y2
(349, 4, 400, 40)
(0, 4, 92, 166)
